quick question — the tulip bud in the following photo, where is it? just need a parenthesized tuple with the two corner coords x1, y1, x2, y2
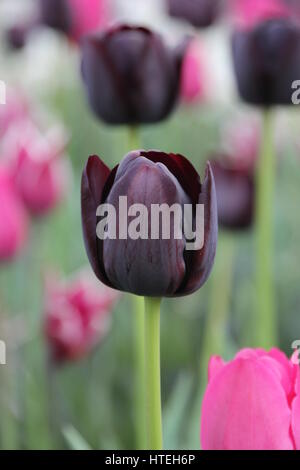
(232, 15, 300, 106)
(201, 348, 300, 450)
(167, 0, 221, 28)
(211, 158, 255, 230)
(211, 120, 258, 230)
(81, 25, 189, 125)
(231, 0, 291, 29)
(0, 167, 28, 262)
(180, 42, 207, 104)
(44, 270, 119, 363)
(81, 150, 218, 297)
(4, 121, 69, 217)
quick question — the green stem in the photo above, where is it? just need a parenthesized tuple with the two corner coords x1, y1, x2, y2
(132, 295, 147, 449)
(128, 126, 147, 449)
(255, 109, 277, 348)
(144, 297, 162, 450)
(200, 233, 235, 384)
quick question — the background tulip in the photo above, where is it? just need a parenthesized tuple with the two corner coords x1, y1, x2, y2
(231, 0, 291, 29)
(44, 270, 119, 363)
(0, 167, 28, 262)
(39, 0, 109, 42)
(81, 25, 188, 125)
(232, 16, 300, 106)
(7, 0, 109, 49)
(180, 41, 207, 104)
(201, 348, 300, 450)
(211, 158, 255, 230)
(81, 151, 218, 297)
(4, 121, 69, 217)
(167, 0, 221, 28)
(210, 119, 259, 230)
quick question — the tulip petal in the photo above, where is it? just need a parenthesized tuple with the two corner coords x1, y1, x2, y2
(142, 151, 201, 204)
(81, 155, 111, 285)
(208, 355, 225, 382)
(201, 357, 294, 450)
(177, 162, 218, 296)
(102, 156, 189, 296)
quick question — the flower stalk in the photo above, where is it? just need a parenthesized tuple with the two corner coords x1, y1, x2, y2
(255, 109, 277, 348)
(144, 297, 163, 450)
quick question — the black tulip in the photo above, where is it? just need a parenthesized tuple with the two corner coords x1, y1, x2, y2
(232, 17, 300, 106)
(211, 158, 255, 231)
(167, 0, 221, 28)
(81, 25, 189, 125)
(81, 150, 218, 297)
(39, 0, 72, 35)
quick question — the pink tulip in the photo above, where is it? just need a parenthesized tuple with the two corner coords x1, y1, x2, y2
(44, 270, 119, 363)
(201, 348, 300, 450)
(180, 42, 207, 104)
(0, 167, 28, 262)
(67, 0, 109, 42)
(222, 118, 260, 170)
(231, 0, 291, 29)
(4, 121, 69, 217)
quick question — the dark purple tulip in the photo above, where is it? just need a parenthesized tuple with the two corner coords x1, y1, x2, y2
(81, 25, 188, 125)
(167, 0, 221, 28)
(81, 151, 218, 297)
(6, 26, 28, 50)
(39, 0, 72, 35)
(232, 18, 300, 106)
(211, 157, 255, 231)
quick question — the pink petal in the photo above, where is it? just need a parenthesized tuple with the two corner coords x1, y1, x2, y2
(208, 355, 226, 382)
(201, 357, 294, 450)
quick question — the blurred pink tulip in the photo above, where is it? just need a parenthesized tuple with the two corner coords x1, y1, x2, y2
(0, 167, 28, 262)
(222, 118, 260, 170)
(44, 271, 119, 363)
(180, 42, 207, 104)
(201, 348, 300, 450)
(231, 0, 291, 29)
(68, 0, 109, 42)
(4, 121, 69, 217)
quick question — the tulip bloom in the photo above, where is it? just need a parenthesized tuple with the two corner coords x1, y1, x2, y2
(180, 42, 207, 104)
(81, 150, 217, 297)
(232, 8, 300, 105)
(211, 158, 255, 230)
(0, 167, 28, 262)
(231, 0, 291, 29)
(7, 0, 109, 49)
(201, 348, 300, 450)
(4, 122, 69, 217)
(44, 271, 119, 363)
(39, 0, 109, 42)
(81, 25, 189, 125)
(211, 121, 258, 230)
(167, 0, 221, 28)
